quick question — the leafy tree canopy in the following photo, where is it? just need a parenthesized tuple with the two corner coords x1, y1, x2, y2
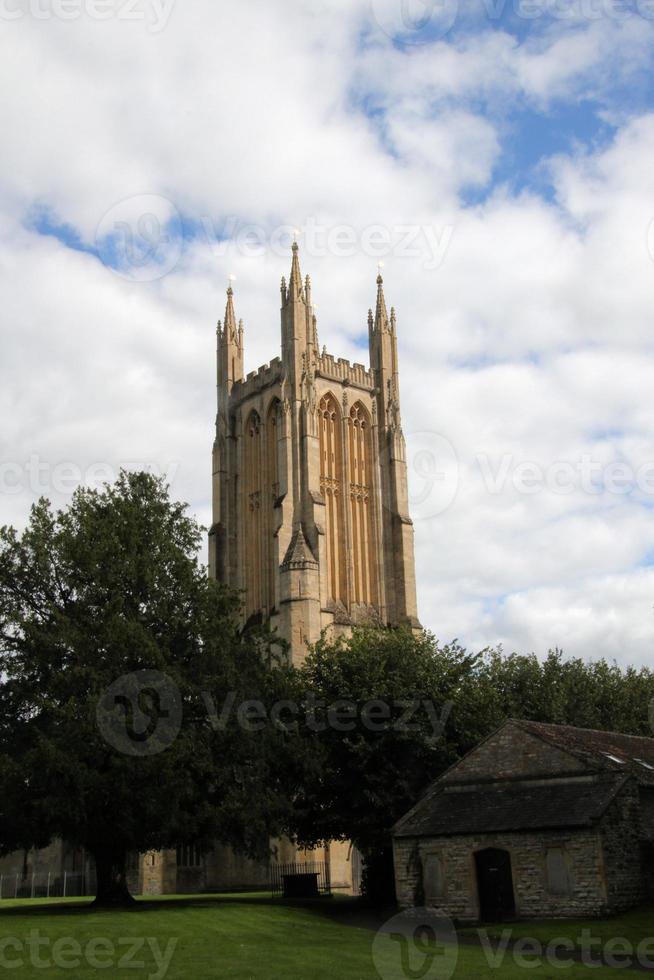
(0, 471, 305, 905)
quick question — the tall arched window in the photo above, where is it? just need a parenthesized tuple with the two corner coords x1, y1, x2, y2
(319, 393, 346, 604)
(264, 400, 280, 613)
(348, 402, 377, 607)
(242, 410, 262, 617)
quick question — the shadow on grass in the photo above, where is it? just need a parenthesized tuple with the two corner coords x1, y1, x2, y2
(0, 891, 390, 930)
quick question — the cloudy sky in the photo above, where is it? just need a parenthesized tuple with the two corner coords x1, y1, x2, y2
(1, 0, 654, 664)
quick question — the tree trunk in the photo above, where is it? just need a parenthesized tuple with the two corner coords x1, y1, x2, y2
(91, 849, 136, 907)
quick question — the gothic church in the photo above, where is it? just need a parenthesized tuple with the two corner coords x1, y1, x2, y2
(209, 242, 420, 662)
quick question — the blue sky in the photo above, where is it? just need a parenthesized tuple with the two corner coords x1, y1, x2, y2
(2, 0, 654, 664)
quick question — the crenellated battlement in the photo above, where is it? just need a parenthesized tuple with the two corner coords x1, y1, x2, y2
(317, 351, 374, 390)
(233, 356, 282, 401)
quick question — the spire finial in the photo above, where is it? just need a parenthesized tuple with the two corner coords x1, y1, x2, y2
(375, 264, 388, 330)
(224, 277, 237, 338)
(289, 238, 303, 298)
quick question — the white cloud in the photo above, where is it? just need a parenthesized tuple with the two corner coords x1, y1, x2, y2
(1, 3, 654, 665)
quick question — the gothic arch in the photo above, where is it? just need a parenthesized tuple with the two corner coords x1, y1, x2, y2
(264, 399, 281, 612)
(347, 401, 378, 607)
(319, 392, 346, 604)
(242, 409, 262, 618)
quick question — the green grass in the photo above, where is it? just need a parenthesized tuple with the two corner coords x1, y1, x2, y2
(0, 893, 640, 978)
(464, 902, 654, 954)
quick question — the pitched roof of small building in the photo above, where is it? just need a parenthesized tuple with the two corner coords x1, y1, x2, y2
(394, 719, 654, 839)
(394, 773, 626, 838)
(513, 720, 654, 784)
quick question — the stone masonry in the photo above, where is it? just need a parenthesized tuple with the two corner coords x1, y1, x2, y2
(393, 720, 654, 921)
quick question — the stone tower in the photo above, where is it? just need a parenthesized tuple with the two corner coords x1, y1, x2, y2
(209, 244, 419, 664)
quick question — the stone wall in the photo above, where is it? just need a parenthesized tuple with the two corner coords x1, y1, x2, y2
(0, 841, 87, 880)
(0, 841, 64, 877)
(393, 837, 424, 910)
(600, 780, 647, 911)
(203, 844, 270, 892)
(394, 828, 608, 922)
(639, 787, 654, 840)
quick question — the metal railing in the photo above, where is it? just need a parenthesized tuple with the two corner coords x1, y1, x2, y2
(0, 871, 96, 900)
(270, 860, 331, 898)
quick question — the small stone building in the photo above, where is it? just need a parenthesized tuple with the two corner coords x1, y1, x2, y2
(393, 719, 654, 922)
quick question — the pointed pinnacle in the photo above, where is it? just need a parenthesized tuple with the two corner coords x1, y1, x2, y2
(289, 240, 303, 296)
(224, 285, 237, 339)
(375, 273, 389, 330)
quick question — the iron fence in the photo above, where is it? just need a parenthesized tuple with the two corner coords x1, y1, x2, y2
(0, 871, 96, 900)
(270, 860, 331, 898)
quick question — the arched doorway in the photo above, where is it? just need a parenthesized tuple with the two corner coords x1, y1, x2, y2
(475, 848, 515, 921)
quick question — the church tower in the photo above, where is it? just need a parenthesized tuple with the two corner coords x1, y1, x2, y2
(209, 244, 420, 664)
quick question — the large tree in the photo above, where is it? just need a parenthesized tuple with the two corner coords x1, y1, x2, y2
(293, 627, 482, 902)
(0, 471, 304, 906)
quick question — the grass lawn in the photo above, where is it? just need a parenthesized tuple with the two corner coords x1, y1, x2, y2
(0, 893, 640, 978)
(467, 901, 654, 947)
(463, 903, 654, 967)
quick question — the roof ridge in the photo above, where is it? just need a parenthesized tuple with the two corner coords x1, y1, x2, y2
(513, 718, 654, 743)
